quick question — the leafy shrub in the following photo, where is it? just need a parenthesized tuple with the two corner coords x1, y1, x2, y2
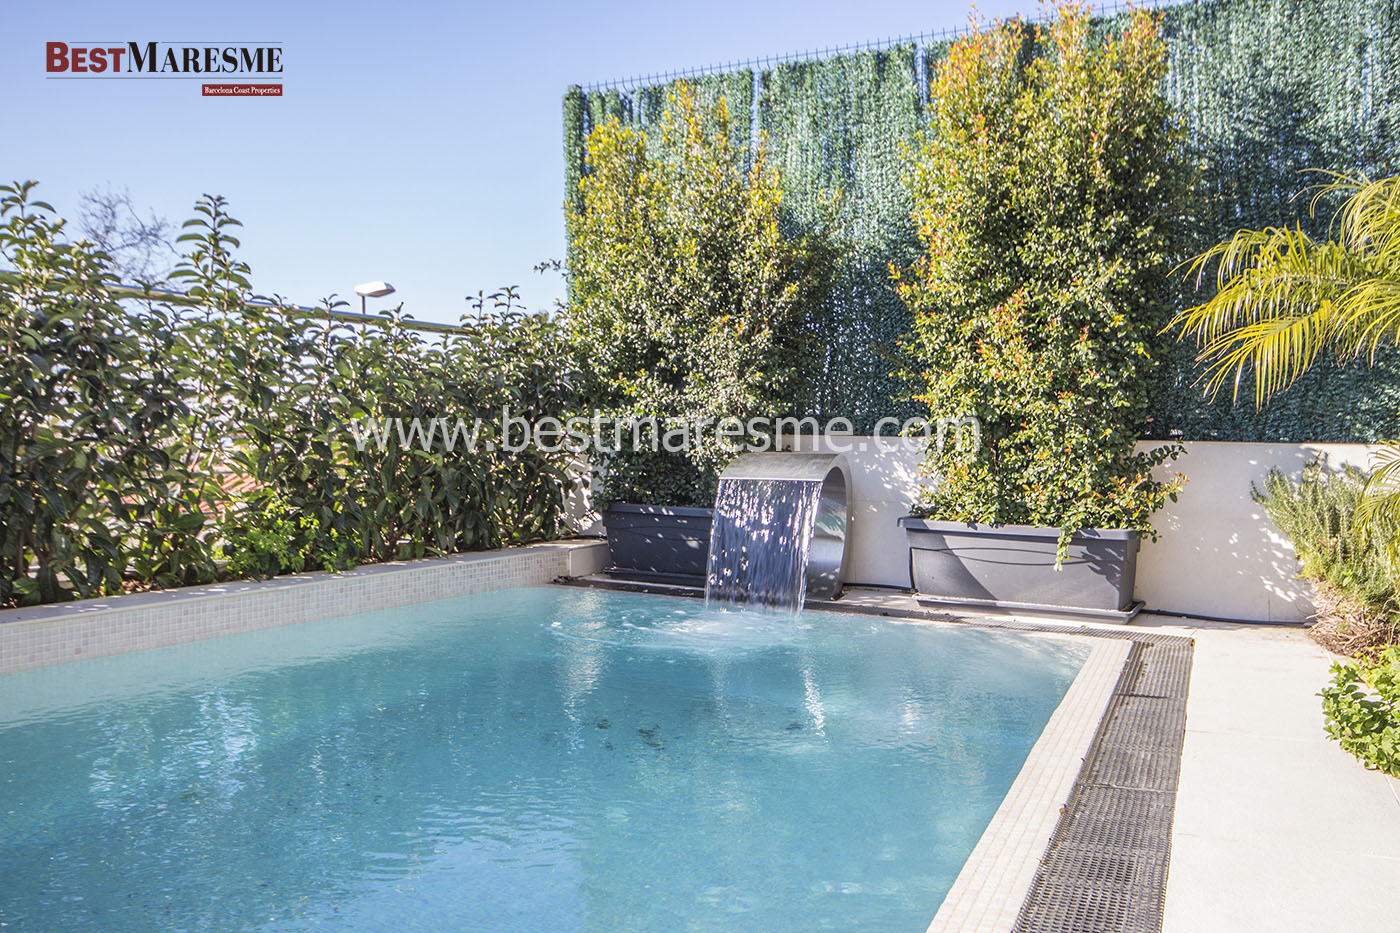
(895, 7, 1191, 551)
(252, 290, 580, 564)
(129, 194, 280, 588)
(0, 181, 580, 607)
(222, 495, 320, 580)
(0, 181, 187, 605)
(1320, 646, 1400, 776)
(566, 83, 839, 506)
(1254, 459, 1400, 653)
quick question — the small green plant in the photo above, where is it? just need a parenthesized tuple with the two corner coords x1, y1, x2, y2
(895, 6, 1191, 555)
(221, 492, 361, 581)
(1254, 458, 1400, 653)
(222, 497, 312, 580)
(1320, 646, 1400, 776)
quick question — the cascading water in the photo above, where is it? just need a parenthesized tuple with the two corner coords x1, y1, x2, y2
(705, 478, 824, 610)
(703, 452, 851, 612)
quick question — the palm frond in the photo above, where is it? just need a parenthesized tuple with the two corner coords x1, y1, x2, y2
(1360, 442, 1400, 535)
(1177, 174, 1400, 547)
(1170, 172, 1400, 406)
(1328, 175, 1400, 260)
(1334, 278, 1400, 361)
(1193, 305, 1334, 404)
(1170, 227, 1371, 404)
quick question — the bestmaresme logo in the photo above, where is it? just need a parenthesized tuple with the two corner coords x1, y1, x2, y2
(46, 42, 283, 96)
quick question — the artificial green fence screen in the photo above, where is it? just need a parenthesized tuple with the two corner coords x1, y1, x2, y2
(563, 0, 1400, 442)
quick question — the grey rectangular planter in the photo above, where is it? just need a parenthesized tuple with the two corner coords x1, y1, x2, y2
(603, 505, 713, 587)
(899, 518, 1140, 615)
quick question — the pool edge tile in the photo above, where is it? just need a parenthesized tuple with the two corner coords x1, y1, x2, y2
(0, 541, 608, 674)
(926, 637, 1131, 933)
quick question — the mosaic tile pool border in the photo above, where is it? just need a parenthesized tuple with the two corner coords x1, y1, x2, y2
(0, 540, 608, 675)
(927, 637, 1131, 932)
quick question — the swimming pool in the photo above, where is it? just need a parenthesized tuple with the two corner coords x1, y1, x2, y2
(0, 585, 1087, 930)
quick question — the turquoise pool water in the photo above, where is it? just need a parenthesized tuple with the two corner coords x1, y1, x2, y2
(0, 586, 1086, 931)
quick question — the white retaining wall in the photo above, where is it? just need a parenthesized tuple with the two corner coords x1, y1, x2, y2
(636, 436, 1375, 624)
(1133, 441, 1373, 622)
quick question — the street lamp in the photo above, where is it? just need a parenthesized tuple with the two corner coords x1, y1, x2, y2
(353, 280, 395, 316)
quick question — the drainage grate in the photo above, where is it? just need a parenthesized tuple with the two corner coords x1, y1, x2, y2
(1049, 785, 1175, 852)
(1012, 637, 1193, 933)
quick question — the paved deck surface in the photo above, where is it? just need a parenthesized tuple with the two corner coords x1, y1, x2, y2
(1140, 617, 1400, 933)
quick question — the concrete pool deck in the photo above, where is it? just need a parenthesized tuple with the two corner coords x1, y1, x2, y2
(1144, 616, 1400, 933)
(834, 589, 1400, 932)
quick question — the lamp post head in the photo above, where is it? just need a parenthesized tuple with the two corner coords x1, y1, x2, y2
(354, 281, 395, 299)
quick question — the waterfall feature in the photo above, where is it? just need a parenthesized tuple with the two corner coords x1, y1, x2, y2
(705, 478, 823, 609)
(704, 452, 851, 611)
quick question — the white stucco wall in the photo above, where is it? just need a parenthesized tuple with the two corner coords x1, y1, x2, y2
(1133, 441, 1374, 623)
(785, 435, 1381, 623)
(564, 456, 605, 537)
(590, 435, 1382, 623)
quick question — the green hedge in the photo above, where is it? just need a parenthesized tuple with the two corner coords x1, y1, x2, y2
(1, 183, 579, 607)
(563, 0, 1400, 440)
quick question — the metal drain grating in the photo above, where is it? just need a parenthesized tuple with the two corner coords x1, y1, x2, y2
(1097, 695, 1188, 744)
(1082, 744, 1180, 792)
(1050, 785, 1175, 852)
(1012, 637, 1193, 933)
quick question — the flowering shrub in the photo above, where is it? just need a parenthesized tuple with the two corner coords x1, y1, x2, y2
(895, 6, 1191, 550)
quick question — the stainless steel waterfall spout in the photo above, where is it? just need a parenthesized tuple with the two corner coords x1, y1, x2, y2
(715, 452, 852, 601)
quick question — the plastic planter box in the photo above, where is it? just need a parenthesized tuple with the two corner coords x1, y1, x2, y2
(603, 505, 713, 587)
(899, 518, 1140, 616)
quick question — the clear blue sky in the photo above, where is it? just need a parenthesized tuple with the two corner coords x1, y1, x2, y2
(4, 0, 1026, 322)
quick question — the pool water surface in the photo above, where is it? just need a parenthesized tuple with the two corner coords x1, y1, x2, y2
(0, 585, 1086, 931)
